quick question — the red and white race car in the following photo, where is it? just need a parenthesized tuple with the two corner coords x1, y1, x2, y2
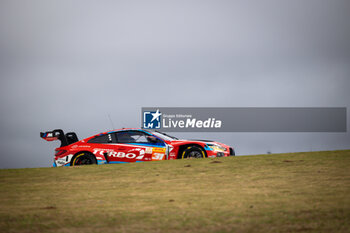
(40, 128, 235, 167)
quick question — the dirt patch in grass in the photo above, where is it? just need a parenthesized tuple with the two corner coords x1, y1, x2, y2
(40, 206, 56, 210)
(283, 160, 304, 163)
(210, 161, 222, 164)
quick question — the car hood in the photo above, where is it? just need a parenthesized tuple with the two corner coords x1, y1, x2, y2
(169, 139, 229, 148)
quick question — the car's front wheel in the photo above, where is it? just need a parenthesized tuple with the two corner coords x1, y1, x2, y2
(182, 146, 206, 159)
(71, 152, 97, 166)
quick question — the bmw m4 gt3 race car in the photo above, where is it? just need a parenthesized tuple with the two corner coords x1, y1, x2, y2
(40, 128, 235, 167)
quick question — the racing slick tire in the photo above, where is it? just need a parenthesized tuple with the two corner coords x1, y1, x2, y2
(71, 152, 97, 166)
(182, 145, 206, 159)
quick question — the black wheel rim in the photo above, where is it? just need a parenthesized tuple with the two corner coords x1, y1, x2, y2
(187, 150, 203, 158)
(74, 155, 93, 165)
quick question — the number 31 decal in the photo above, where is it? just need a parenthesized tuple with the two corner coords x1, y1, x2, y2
(152, 153, 165, 161)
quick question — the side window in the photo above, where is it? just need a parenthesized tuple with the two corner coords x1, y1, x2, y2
(88, 133, 116, 143)
(115, 131, 162, 144)
(116, 131, 149, 143)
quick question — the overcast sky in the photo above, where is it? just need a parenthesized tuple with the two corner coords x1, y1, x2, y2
(0, 0, 349, 168)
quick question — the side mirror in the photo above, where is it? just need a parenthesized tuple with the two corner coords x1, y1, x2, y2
(147, 135, 158, 143)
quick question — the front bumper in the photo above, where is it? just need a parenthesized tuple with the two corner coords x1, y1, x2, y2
(204, 144, 235, 158)
(205, 150, 231, 158)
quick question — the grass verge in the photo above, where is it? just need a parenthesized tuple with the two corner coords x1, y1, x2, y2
(0, 150, 349, 232)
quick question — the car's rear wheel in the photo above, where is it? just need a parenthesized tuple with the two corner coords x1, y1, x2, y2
(71, 152, 97, 166)
(182, 146, 206, 159)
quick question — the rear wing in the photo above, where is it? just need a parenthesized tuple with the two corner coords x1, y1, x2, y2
(40, 129, 79, 147)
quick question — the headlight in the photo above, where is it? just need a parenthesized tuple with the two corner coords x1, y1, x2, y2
(207, 144, 226, 152)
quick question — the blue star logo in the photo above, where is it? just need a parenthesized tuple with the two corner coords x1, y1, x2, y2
(143, 109, 162, 129)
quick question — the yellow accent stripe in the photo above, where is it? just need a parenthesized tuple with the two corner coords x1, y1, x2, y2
(72, 154, 83, 166)
(182, 150, 186, 159)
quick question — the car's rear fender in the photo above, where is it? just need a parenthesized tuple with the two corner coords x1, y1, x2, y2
(70, 151, 101, 166)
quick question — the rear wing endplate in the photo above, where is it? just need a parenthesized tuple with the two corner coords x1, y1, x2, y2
(40, 129, 78, 147)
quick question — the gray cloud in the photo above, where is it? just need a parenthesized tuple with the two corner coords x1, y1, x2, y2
(0, 0, 349, 168)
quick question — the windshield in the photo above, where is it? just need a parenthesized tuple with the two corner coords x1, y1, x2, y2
(148, 131, 178, 141)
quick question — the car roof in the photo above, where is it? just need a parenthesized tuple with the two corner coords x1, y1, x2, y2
(93, 128, 149, 136)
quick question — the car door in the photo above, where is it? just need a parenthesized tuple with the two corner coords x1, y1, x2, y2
(87, 133, 119, 164)
(109, 130, 167, 163)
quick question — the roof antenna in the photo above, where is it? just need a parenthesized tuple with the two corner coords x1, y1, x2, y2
(107, 113, 115, 130)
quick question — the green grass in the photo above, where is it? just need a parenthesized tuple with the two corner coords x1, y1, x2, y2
(0, 150, 350, 233)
